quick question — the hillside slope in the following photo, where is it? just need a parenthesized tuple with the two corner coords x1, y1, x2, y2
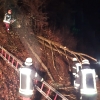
(0, 21, 100, 100)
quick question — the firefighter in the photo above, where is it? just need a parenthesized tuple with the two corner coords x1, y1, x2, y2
(72, 58, 81, 78)
(19, 57, 44, 100)
(3, 9, 12, 32)
(3, 9, 16, 33)
(74, 59, 98, 100)
(72, 58, 81, 88)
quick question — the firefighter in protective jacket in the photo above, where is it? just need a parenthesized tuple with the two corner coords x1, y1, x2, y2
(72, 58, 81, 78)
(3, 9, 12, 32)
(19, 57, 44, 99)
(3, 9, 16, 32)
(74, 59, 98, 100)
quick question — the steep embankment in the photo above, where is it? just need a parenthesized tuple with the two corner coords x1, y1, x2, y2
(0, 21, 100, 100)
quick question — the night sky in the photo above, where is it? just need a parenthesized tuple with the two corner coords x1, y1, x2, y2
(46, 0, 100, 58)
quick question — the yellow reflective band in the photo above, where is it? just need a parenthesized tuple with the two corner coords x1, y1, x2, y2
(81, 69, 97, 94)
(81, 88, 97, 95)
(73, 73, 76, 75)
(20, 68, 32, 91)
(20, 68, 31, 74)
(19, 88, 33, 95)
(73, 67, 77, 69)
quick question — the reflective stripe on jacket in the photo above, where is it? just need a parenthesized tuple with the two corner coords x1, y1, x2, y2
(3, 13, 11, 23)
(19, 68, 34, 97)
(80, 69, 97, 95)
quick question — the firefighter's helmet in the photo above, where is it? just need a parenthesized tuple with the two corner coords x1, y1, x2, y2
(25, 57, 33, 66)
(82, 59, 90, 64)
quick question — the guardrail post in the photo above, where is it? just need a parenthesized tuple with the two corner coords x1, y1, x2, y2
(16, 62, 19, 69)
(8, 55, 10, 63)
(12, 58, 14, 65)
(54, 94, 57, 100)
(4, 51, 7, 59)
(46, 88, 50, 96)
(41, 83, 44, 90)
